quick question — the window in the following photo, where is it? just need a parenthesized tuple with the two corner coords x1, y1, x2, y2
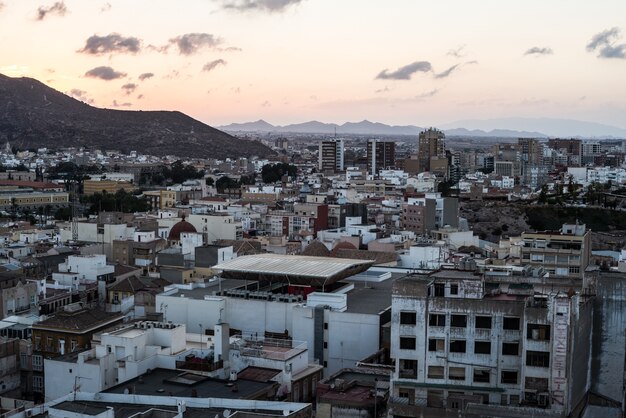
(473, 369, 490, 383)
(427, 366, 444, 379)
(399, 359, 418, 378)
(434, 283, 445, 297)
(449, 340, 466, 353)
(324, 322, 328, 330)
(501, 370, 518, 384)
(569, 266, 580, 274)
(32, 355, 43, 372)
(400, 312, 417, 325)
(451, 314, 467, 328)
(503, 317, 520, 330)
(502, 342, 519, 356)
(448, 367, 465, 381)
(428, 338, 445, 352)
(526, 351, 550, 368)
(510, 394, 520, 405)
(400, 337, 416, 350)
(33, 376, 44, 392)
(474, 341, 491, 354)
(450, 284, 459, 295)
(475, 316, 492, 329)
(429, 314, 445, 327)
(530, 254, 544, 262)
(323, 342, 328, 349)
(527, 324, 550, 341)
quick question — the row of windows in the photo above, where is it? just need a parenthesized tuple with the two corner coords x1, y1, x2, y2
(426, 366, 520, 385)
(426, 313, 520, 330)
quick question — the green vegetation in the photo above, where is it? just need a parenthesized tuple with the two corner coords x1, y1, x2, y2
(83, 189, 150, 214)
(261, 163, 297, 183)
(525, 206, 626, 232)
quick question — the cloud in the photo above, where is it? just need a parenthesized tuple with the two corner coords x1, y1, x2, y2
(165, 33, 222, 55)
(375, 86, 390, 94)
(219, 0, 303, 13)
(524, 46, 553, 56)
(67, 89, 94, 104)
(0, 2, 4, 12)
(112, 100, 132, 107)
(376, 61, 432, 80)
(465, 60, 479, 65)
(587, 27, 626, 59)
(137, 94, 144, 100)
(121, 83, 137, 95)
(138, 72, 154, 81)
(415, 89, 439, 99)
(36, 1, 67, 20)
(261, 100, 271, 107)
(79, 33, 142, 55)
(434, 64, 460, 79)
(447, 45, 466, 58)
(101, 2, 111, 12)
(84, 66, 127, 80)
(202, 59, 227, 72)
(218, 46, 242, 52)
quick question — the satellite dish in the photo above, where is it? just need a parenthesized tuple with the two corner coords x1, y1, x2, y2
(283, 410, 290, 416)
(223, 410, 231, 418)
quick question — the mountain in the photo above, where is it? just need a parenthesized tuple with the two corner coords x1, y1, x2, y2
(440, 118, 626, 139)
(222, 117, 626, 138)
(220, 120, 424, 135)
(444, 128, 548, 138)
(0, 74, 274, 159)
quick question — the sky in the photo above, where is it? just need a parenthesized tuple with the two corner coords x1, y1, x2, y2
(1, 0, 626, 129)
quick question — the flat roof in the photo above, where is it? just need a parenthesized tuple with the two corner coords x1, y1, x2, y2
(214, 254, 374, 287)
(174, 279, 251, 299)
(104, 368, 277, 400)
(344, 274, 402, 315)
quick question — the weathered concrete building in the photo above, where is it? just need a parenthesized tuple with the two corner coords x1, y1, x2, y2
(388, 269, 593, 417)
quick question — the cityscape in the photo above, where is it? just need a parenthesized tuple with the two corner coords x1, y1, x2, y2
(1, 1, 626, 418)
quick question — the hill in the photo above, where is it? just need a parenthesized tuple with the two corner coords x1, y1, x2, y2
(0, 74, 273, 159)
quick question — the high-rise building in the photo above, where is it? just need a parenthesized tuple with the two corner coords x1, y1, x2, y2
(417, 128, 446, 173)
(318, 139, 345, 172)
(518, 138, 543, 165)
(367, 139, 395, 175)
(547, 139, 582, 167)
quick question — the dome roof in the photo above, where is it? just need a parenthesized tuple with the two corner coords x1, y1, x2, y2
(301, 240, 330, 257)
(330, 241, 357, 256)
(168, 219, 197, 241)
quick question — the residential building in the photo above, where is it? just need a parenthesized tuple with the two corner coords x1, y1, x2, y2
(417, 128, 446, 173)
(30, 304, 123, 400)
(318, 139, 345, 172)
(521, 223, 591, 280)
(367, 139, 396, 175)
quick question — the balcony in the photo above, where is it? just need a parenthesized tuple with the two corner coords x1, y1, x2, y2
(230, 333, 307, 361)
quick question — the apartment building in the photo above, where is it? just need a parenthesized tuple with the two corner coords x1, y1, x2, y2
(318, 139, 345, 172)
(388, 269, 593, 417)
(521, 223, 591, 281)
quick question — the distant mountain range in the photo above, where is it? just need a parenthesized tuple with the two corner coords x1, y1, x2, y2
(0, 74, 273, 159)
(220, 118, 626, 139)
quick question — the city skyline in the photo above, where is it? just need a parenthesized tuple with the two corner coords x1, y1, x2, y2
(1, 0, 626, 129)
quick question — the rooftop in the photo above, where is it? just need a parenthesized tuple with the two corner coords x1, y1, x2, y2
(214, 254, 374, 287)
(344, 275, 403, 315)
(103, 368, 277, 400)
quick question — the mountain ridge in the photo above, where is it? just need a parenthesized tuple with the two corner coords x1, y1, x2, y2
(220, 118, 626, 139)
(0, 74, 274, 159)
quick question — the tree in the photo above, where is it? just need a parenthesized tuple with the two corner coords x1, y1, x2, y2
(216, 176, 240, 192)
(261, 163, 297, 183)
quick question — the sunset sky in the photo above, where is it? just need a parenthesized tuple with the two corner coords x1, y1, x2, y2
(1, 0, 625, 128)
